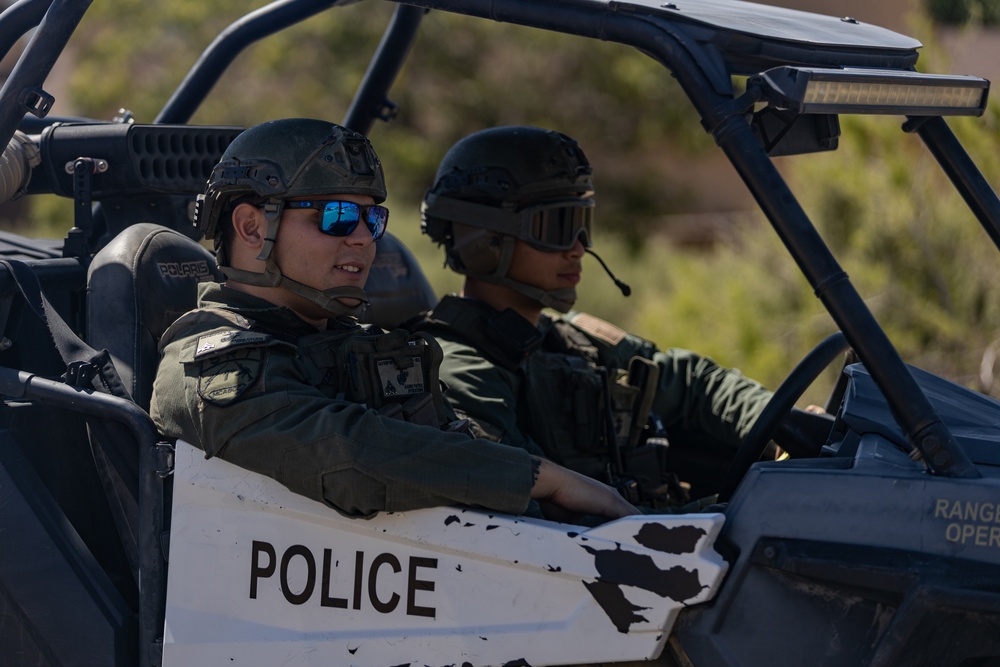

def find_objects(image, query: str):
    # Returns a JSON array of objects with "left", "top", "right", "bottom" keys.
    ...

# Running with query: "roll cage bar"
[{"left": 1, "top": 0, "right": 998, "bottom": 479}]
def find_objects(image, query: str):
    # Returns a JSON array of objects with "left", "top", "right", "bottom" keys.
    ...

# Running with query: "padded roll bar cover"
[
  {"left": 86, "top": 223, "right": 223, "bottom": 411},
  {"left": 361, "top": 231, "right": 437, "bottom": 330}
]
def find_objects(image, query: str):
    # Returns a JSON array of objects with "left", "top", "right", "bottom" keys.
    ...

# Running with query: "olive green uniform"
[
  {"left": 150, "top": 283, "right": 534, "bottom": 518},
  {"left": 413, "top": 296, "right": 773, "bottom": 503}
]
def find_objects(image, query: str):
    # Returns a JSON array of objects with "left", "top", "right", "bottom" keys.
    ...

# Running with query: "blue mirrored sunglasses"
[{"left": 284, "top": 200, "right": 389, "bottom": 240}]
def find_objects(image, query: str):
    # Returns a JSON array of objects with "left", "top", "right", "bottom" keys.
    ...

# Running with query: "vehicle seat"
[
  {"left": 86, "top": 225, "right": 437, "bottom": 411},
  {"left": 86, "top": 223, "right": 223, "bottom": 412}
]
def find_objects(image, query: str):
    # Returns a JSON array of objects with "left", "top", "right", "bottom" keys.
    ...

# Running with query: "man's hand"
[{"left": 530, "top": 457, "right": 640, "bottom": 520}]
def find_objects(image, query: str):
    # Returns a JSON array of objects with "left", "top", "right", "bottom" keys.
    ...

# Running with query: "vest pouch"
[
  {"left": 616, "top": 356, "right": 662, "bottom": 450},
  {"left": 570, "top": 368, "right": 607, "bottom": 454},
  {"left": 524, "top": 352, "right": 605, "bottom": 462},
  {"left": 400, "top": 392, "right": 437, "bottom": 426},
  {"left": 338, "top": 329, "right": 452, "bottom": 428},
  {"left": 609, "top": 369, "right": 641, "bottom": 451},
  {"left": 296, "top": 326, "right": 367, "bottom": 396}
]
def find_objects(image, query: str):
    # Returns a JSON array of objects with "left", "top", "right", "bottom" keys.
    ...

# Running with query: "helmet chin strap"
[
  {"left": 221, "top": 263, "right": 370, "bottom": 319},
  {"left": 508, "top": 281, "right": 577, "bottom": 314},
  {"left": 465, "top": 235, "right": 578, "bottom": 314}
]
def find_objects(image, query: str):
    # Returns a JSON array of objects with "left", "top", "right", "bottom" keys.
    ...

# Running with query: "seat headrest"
[
  {"left": 87, "top": 223, "right": 223, "bottom": 411},
  {"left": 361, "top": 231, "right": 437, "bottom": 330}
]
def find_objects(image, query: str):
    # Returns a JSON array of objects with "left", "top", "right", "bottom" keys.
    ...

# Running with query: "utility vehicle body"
[{"left": 0, "top": 0, "right": 999, "bottom": 666}]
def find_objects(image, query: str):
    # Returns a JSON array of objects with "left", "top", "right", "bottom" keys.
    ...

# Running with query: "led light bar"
[{"left": 751, "top": 67, "right": 990, "bottom": 116}]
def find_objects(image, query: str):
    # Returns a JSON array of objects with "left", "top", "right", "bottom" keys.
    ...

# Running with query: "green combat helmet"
[{"left": 196, "top": 118, "right": 387, "bottom": 318}]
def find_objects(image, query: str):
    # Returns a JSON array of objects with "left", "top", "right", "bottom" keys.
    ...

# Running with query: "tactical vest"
[
  {"left": 415, "top": 297, "right": 669, "bottom": 499},
  {"left": 175, "top": 307, "right": 460, "bottom": 431},
  {"left": 299, "top": 326, "right": 457, "bottom": 429}
]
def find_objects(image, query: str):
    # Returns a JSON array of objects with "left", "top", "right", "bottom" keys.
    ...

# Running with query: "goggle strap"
[{"left": 424, "top": 193, "right": 520, "bottom": 236}]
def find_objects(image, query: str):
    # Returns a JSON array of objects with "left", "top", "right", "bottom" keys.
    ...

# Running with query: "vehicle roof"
[
  {"left": 618, "top": 0, "right": 922, "bottom": 51},
  {"left": 413, "top": 0, "right": 925, "bottom": 81}
]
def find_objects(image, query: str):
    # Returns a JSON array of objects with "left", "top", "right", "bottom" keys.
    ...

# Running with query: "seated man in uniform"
[
  {"left": 413, "top": 125, "right": 780, "bottom": 509},
  {"left": 150, "top": 118, "right": 637, "bottom": 522}
]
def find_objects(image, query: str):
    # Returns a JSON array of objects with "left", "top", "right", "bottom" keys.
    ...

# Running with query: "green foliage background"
[{"left": 36, "top": 1, "right": 1000, "bottom": 403}]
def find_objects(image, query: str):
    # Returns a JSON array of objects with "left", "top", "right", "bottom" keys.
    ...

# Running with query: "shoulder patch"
[
  {"left": 197, "top": 348, "right": 265, "bottom": 406},
  {"left": 195, "top": 330, "right": 273, "bottom": 360},
  {"left": 571, "top": 312, "right": 628, "bottom": 345}
]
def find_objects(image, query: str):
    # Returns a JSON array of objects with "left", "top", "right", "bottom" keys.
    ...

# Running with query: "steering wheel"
[{"left": 717, "top": 331, "right": 849, "bottom": 502}]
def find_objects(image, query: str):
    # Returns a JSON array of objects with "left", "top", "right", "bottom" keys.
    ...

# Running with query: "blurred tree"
[{"left": 925, "top": 0, "right": 1000, "bottom": 24}]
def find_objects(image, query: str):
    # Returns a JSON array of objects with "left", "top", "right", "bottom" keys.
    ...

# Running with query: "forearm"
[{"left": 531, "top": 456, "right": 639, "bottom": 520}]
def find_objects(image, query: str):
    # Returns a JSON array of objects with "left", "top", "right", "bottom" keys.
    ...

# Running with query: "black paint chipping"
[
  {"left": 634, "top": 522, "right": 706, "bottom": 554},
  {"left": 583, "top": 580, "right": 650, "bottom": 633},
  {"left": 581, "top": 544, "right": 706, "bottom": 602}
]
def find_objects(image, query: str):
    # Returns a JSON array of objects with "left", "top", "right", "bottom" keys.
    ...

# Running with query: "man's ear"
[{"left": 231, "top": 203, "right": 265, "bottom": 250}]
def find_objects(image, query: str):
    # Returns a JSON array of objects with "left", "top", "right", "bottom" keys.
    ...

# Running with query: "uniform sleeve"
[
  {"left": 434, "top": 337, "right": 547, "bottom": 458},
  {"left": 650, "top": 347, "right": 773, "bottom": 449},
  {"left": 151, "top": 327, "right": 534, "bottom": 518}
]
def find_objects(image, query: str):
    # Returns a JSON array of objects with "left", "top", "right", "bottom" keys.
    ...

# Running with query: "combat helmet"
[
  {"left": 421, "top": 126, "right": 595, "bottom": 313},
  {"left": 196, "top": 118, "right": 387, "bottom": 318}
]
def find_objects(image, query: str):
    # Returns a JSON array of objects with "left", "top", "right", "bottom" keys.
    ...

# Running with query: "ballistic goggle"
[{"left": 424, "top": 193, "right": 593, "bottom": 251}]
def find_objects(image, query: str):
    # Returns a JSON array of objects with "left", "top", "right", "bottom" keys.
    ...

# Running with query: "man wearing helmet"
[
  {"left": 414, "top": 126, "right": 779, "bottom": 508},
  {"left": 150, "top": 118, "right": 637, "bottom": 521}
]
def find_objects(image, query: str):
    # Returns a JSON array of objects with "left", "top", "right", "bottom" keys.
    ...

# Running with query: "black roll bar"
[
  {"left": 713, "top": 112, "right": 978, "bottom": 477},
  {"left": 0, "top": 0, "right": 54, "bottom": 65},
  {"left": 0, "top": 0, "right": 91, "bottom": 158},
  {"left": 906, "top": 115, "right": 1000, "bottom": 254},
  {"left": 155, "top": 0, "right": 341, "bottom": 125},
  {"left": 342, "top": 4, "right": 426, "bottom": 135},
  {"left": 0, "top": 366, "right": 169, "bottom": 667}
]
